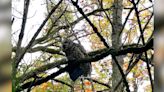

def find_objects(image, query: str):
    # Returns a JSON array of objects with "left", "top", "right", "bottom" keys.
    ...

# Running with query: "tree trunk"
[{"left": 112, "top": 0, "right": 124, "bottom": 92}]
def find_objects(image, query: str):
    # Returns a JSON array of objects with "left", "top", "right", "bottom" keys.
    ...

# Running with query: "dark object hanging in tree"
[{"left": 62, "top": 39, "right": 91, "bottom": 81}]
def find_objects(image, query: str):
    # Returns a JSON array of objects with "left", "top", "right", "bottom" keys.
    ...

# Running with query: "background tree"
[{"left": 12, "top": 0, "right": 154, "bottom": 91}]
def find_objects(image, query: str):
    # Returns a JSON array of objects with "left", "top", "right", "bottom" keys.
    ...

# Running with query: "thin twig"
[
  {"left": 130, "top": 0, "right": 154, "bottom": 91},
  {"left": 71, "top": 0, "right": 110, "bottom": 48},
  {"left": 15, "top": 0, "right": 63, "bottom": 68}
]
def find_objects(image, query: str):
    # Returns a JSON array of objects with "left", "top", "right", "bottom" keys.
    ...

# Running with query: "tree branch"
[
  {"left": 18, "top": 58, "right": 67, "bottom": 83},
  {"left": 16, "top": 0, "right": 30, "bottom": 53},
  {"left": 130, "top": 0, "right": 154, "bottom": 90},
  {"left": 15, "top": 0, "right": 63, "bottom": 68},
  {"left": 114, "top": 54, "right": 142, "bottom": 91},
  {"left": 85, "top": 78, "right": 111, "bottom": 89},
  {"left": 71, "top": 0, "right": 109, "bottom": 48},
  {"left": 52, "top": 79, "right": 73, "bottom": 88},
  {"left": 17, "top": 38, "right": 153, "bottom": 91},
  {"left": 112, "top": 56, "right": 130, "bottom": 92},
  {"left": 33, "top": 7, "right": 113, "bottom": 46},
  {"left": 12, "top": 46, "right": 63, "bottom": 55}
]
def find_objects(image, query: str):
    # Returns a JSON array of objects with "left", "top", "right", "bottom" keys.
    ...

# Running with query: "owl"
[{"left": 62, "top": 39, "right": 92, "bottom": 81}]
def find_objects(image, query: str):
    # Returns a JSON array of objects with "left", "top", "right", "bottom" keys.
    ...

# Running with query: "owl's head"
[{"left": 62, "top": 39, "right": 74, "bottom": 51}]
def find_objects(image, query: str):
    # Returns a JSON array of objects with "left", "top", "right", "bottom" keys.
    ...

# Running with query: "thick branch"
[
  {"left": 12, "top": 46, "right": 63, "bottom": 55},
  {"left": 18, "top": 38, "right": 153, "bottom": 90},
  {"left": 18, "top": 58, "right": 67, "bottom": 83},
  {"left": 16, "top": 0, "right": 30, "bottom": 53}
]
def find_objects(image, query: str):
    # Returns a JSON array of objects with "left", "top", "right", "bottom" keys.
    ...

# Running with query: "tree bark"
[{"left": 112, "top": 0, "right": 124, "bottom": 91}]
